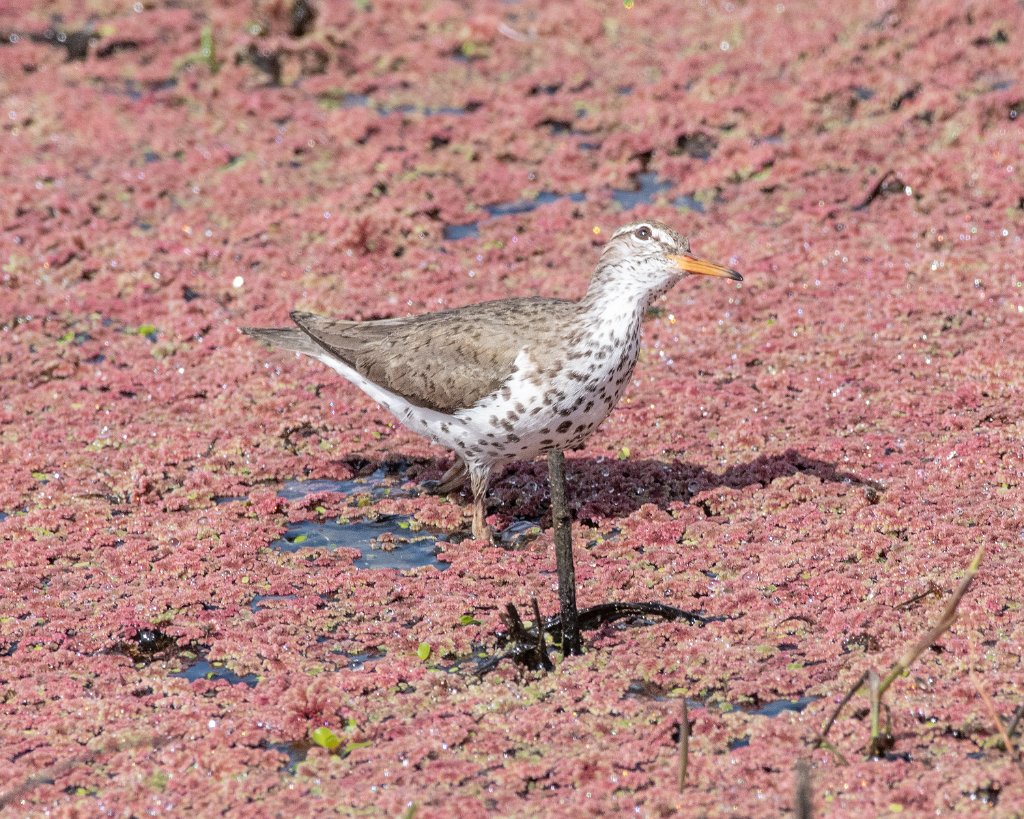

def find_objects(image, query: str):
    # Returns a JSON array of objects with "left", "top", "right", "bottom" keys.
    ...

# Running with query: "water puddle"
[
  {"left": 673, "top": 194, "right": 705, "bottom": 213},
  {"left": 264, "top": 740, "right": 309, "bottom": 773},
  {"left": 171, "top": 658, "right": 259, "bottom": 688},
  {"left": 443, "top": 222, "right": 480, "bottom": 241},
  {"left": 114, "top": 630, "right": 259, "bottom": 687},
  {"left": 250, "top": 594, "right": 297, "bottom": 612},
  {"left": 743, "top": 695, "right": 819, "bottom": 717},
  {"left": 319, "top": 92, "right": 474, "bottom": 117},
  {"left": 315, "top": 638, "right": 387, "bottom": 670},
  {"left": 278, "top": 467, "right": 410, "bottom": 501},
  {"left": 270, "top": 466, "right": 451, "bottom": 570},
  {"left": 272, "top": 515, "right": 449, "bottom": 571},
  {"left": 438, "top": 646, "right": 494, "bottom": 674},
  {"left": 442, "top": 176, "right": 709, "bottom": 243},
  {"left": 497, "top": 519, "right": 542, "bottom": 549},
  {"left": 484, "top": 190, "right": 586, "bottom": 217},
  {"left": 611, "top": 171, "right": 672, "bottom": 210},
  {"left": 340, "top": 649, "right": 386, "bottom": 670}
]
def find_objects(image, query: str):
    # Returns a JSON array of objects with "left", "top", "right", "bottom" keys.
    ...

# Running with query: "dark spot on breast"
[{"left": 557, "top": 420, "right": 572, "bottom": 433}]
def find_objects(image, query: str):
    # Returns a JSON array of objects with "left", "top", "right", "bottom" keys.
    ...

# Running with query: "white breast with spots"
[
  {"left": 314, "top": 297, "right": 645, "bottom": 471},
  {"left": 449, "top": 299, "right": 646, "bottom": 466}
]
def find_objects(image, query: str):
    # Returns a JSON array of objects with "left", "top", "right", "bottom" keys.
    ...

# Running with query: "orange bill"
[{"left": 669, "top": 254, "right": 743, "bottom": 281}]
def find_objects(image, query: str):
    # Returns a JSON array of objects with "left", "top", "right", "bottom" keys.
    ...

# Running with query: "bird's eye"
[{"left": 634, "top": 226, "right": 652, "bottom": 240}]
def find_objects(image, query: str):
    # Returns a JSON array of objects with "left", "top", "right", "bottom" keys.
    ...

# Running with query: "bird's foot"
[
  {"left": 421, "top": 459, "right": 468, "bottom": 496},
  {"left": 471, "top": 522, "right": 495, "bottom": 544}
]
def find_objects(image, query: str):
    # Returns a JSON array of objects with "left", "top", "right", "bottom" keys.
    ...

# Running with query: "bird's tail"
[{"left": 240, "top": 326, "right": 321, "bottom": 356}]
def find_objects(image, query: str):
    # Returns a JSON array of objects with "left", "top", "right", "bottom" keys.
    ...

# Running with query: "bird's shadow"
[{"left": 404, "top": 449, "right": 880, "bottom": 528}]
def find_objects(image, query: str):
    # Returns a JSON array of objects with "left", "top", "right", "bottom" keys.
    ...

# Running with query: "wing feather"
[{"left": 287, "top": 299, "right": 576, "bottom": 413}]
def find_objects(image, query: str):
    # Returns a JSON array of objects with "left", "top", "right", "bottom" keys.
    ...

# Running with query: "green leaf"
[
  {"left": 343, "top": 739, "right": 372, "bottom": 755},
  {"left": 310, "top": 726, "right": 341, "bottom": 751},
  {"left": 617, "top": 446, "right": 631, "bottom": 460},
  {"left": 292, "top": 533, "right": 308, "bottom": 544},
  {"left": 458, "top": 614, "right": 479, "bottom": 626},
  {"left": 416, "top": 642, "right": 431, "bottom": 661}
]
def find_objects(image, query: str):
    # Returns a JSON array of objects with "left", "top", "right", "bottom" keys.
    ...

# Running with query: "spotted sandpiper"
[{"left": 243, "top": 220, "right": 741, "bottom": 541}]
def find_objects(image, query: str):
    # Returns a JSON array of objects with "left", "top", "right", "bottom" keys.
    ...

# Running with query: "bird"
[{"left": 243, "top": 220, "right": 741, "bottom": 541}]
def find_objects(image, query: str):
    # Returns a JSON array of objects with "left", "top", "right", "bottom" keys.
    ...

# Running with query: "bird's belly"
[{"left": 451, "top": 353, "right": 634, "bottom": 464}]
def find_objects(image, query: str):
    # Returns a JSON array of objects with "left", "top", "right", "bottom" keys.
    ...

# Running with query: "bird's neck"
[
  {"left": 580, "top": 271, "right": 652, "bottom": 333},
  {"left": 577, "top": 281, "right": 648, "bottom": 355}
]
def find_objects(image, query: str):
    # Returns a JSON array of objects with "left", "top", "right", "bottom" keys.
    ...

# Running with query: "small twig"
[
  {"left": 816, "top": 669, "right": 869, "bottom": 744},
  {"left": 1006, "top": 703, "right": 1024, "bottom": 742},
  {"left": 866, "top": 669, "right": 897, "bottom": 756},
  {"left": 816, "top": 738, "right": 848, "bottom": 766},
  {"left": 531, "top": 597, "right": 552, "bottom": 672},
  {"left": 852, "top": 169, "right": 906, "bottom": 211},
  {"left": 970, "top": 673, "right": 1017, "bottom": 760},
  {"left": 794, "top": 758, "right": 813, "bottom": 819},
  {"left": 868, "top": 669, "right": 883, "bottom": 747},
  {"left": 895, "top": 581, "right": 941, "bottom": 611},
  {"left": 677, "top": 698, "right": 689, "bottom": 792},
  {"left": 562, "top": 601, "right": 706, "bottom": 631},
  {"left": 504, "top": 602, "right": 526, "bottom": 635},
  {"left": 816, "top": 546, "right": 984, "bottom": 754},
  {"left": 877, "top": 546, "right": 984, "bottom": 694}
]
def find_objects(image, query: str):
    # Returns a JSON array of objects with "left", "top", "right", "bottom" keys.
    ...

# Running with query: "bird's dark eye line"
[{"left": 634, "top": 226, "right": 652, "bottom": 240}]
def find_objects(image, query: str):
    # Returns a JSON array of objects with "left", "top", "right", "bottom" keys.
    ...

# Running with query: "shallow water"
[
  {"left": 272, "top": 515, "right": 449, "bottom": 571},
  {"left": 611, "top": 171, "right": 672, "bottom": 210},
  {"left": 171, "top": 658, "right": 259, "bottom": 688},
  {"left": 278, "top": 466, "right": 408, "bottom": 501}
]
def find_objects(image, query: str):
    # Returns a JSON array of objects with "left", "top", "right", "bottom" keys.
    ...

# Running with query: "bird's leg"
[
  {"left": 422, "top": 456, "right": 468, "bottom": 495},
  {"left": 468, "top": 464, "right": 492, "bottom": 542},
  {"left": 437, "top": 456, "right": 468, "bottom": 492},
  {"left": 547, "top": 449, "right": 582, "bottom": 656}
]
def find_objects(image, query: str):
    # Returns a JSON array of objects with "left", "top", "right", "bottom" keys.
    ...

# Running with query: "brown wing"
[
  {"left": 289, "top": 298, "right": 578, "bottom": 413},
  {"left": 241, "top": 326, "right": 321, "bottom": 355}
]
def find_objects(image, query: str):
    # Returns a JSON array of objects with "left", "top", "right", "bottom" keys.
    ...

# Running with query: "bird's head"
[{"left": 591, "top": 220, "right": 741, "bottom": 305}]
